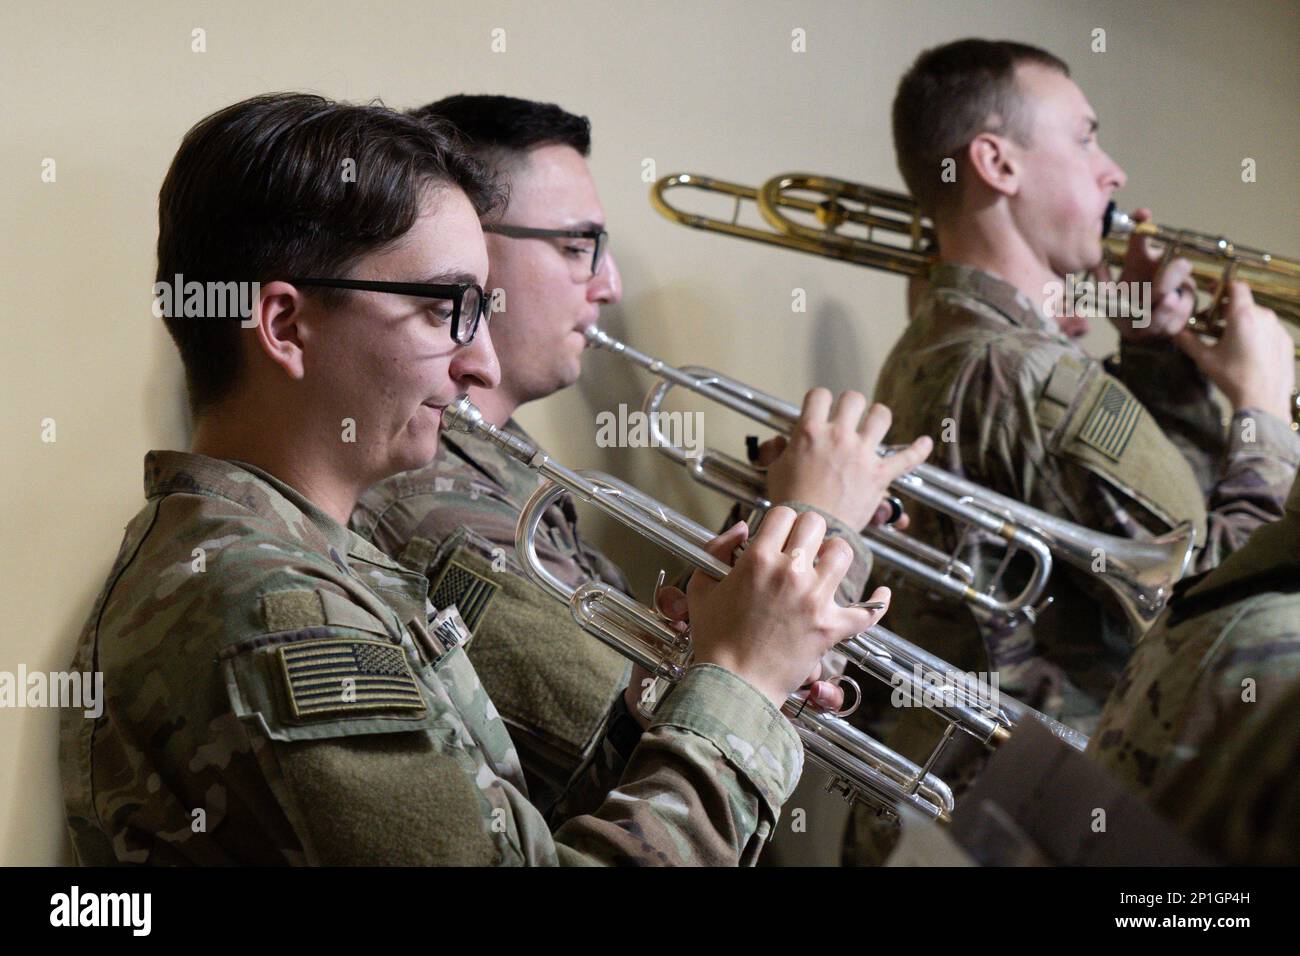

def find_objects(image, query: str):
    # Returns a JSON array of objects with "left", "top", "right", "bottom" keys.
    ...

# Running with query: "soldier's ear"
[
  {"left": 251, "top": 281, "right": 307, "bottom": 381},
  {"left": 966, "top": 133, "right": 1019, "bottom": 199}
]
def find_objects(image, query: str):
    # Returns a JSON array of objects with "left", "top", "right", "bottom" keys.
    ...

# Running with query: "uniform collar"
[
  {"left": 927, "top": 261, "right": 1060, "bottom": 334},
  {"left": 439, "top": 418, "right": 540, "bottom": 503},
  {"left": 143, "top": 450, "right": 405, "bottom": 572}
]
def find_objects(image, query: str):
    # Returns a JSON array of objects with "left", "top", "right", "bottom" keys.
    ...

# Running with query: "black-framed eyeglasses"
[
  {"left": 481, "top": 224, "right": 609, "bottom": 278},
  {"left": 290, "top": 278, "right": 488, "bottom": 345}
]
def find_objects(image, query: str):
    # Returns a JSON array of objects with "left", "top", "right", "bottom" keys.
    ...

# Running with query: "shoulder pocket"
[
  {"left": 222, "top": 627, "right": 444, "bottom": 743},
  {"left": 1038, "top": 359, "right": 1208, "bottom": 539}
]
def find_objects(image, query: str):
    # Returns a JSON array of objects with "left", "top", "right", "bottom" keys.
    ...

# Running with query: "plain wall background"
[{"left": 2, "top": 0, "right": 1296, "bottom": 866}]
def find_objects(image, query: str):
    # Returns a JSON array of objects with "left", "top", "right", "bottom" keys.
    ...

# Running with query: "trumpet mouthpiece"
[
  {"left": 441, "top": 395, "right": 483, "bottom": 435},
  {"left": 441, "top": 395, "right": 540, "bottom": 463},
  {"left": 1103, "top": 201, "right": 1135, "bottom": 239}
]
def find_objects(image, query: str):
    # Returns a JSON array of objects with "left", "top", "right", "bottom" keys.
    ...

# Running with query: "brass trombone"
[
  {"left": 442, "top": 396, "right": 1087, "bottom": 822},
  {"left": 1102, "top": 203, "right": 1300, "bottom": 357},
  {"left": 651, "top": 172, "right": 933, "bottom": 274},
  {"left": 654, "top": 169, "right": 1300, "bottom": 340},
  {"left": 584, "top": 326, "right": 1197, "bottom": 635},
  {"left": 656, "top": 168, "right": 1300, "bottom": 431}
]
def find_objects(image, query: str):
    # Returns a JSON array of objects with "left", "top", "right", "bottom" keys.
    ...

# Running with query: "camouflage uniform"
[
  {"left": 350, "top": 420, "right": 875, "bottom": 820},
  {"left": 1089, "top": 472, "right": 1300, "bottom": 806},
  {"left": 1160, "top": 673, "right": 1300, "bottom": 865},
  {"left": 871, "top": 262, "right": 1298, "bottom": 728},
  {"left": 844, "top": 262, "right": 1298, "bottom": 864},
  {"left": 59, "top": 451, "right": 803, "bottom": 866},
  {"left": 350, "top": 423, "right": 633, "bottom": 818}
]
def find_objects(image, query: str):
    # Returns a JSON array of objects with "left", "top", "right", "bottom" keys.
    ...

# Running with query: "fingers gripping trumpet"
[
  {"left": 583, "top": 326, "right": 1195, "bottom": 635},
  {"left": 442, "top": 397, "right": 1086, "bottom": 822}
]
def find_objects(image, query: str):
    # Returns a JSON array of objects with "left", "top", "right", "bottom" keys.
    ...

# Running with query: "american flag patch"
[
  {"left": 1078, "top": 382, "right": 1142, "bottom": 461},
  {"left": 429, "top": 559, "right": 498, "bottom": 630},
  {"left": 277, "top": 639, "right": 426, "bottom": 720}
]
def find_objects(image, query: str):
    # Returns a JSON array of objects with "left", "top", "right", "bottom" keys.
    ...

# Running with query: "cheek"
[
  {"left": 366, "top": 336, "right": 431, "bottom": 413},
  {"left": 1038, "top": 165, "right": 1092, "bottom": 227},
  {"left": 305, "top": 335, "right": 368, "bottom": 411}
]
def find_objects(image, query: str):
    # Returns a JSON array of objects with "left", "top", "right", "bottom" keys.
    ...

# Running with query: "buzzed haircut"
[{"left": 892, "top": 39, "right": 1070, "bottom": 219}]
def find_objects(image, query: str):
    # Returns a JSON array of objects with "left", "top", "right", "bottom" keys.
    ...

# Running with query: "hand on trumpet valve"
[
  {"left": 749, "top": 433, "right": 913, "bottom": 530},
  {"left": 1175, "top": 280, "right": 1297, "bottom": 423},
  {"left": 685, "top": 509, "right": 890, "bottom": 710},
  {"left": 763, "top": 391, "right": 932, "bottom": 532},
  {"left": 1112, "top": 207, "right": 1198, "bottom": 342}
]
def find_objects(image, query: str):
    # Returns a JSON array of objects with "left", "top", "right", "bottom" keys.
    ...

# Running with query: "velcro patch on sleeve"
[
  {"left": 262, "top": 590, "right": 326, "bottom": 632},
  {"left": 398, "top": 536, "right": 440, "bottom": 573},
  {"left": 277, "top": 638, "right": 427, "bottom": 720},
  {"left": 429, "top": 559, "right": 499, "bottom": 631},
  {"left": 1077, "top": 381, "right": 1142, "bottom": 461}
]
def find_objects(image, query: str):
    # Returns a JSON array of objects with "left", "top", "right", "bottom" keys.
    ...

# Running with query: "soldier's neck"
[
  {"left": 935, "top": 220, "right": 1059, "bottom": 321},
  {"left": 191, "top": 407, "right": 365, "bottom": 527}
]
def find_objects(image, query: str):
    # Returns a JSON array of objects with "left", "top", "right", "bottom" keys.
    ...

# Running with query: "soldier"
[
  {"left": 350, "top": 95, "right": 931, "bottom": 819},
  {"left": 845, "top": 38, "right": 1298, "bottom": 863},
  {"left": 1090, "top": 470, "right": 1300, "bottom": 813},
  {"left": 59, "top": 92, "right": 894, "bottom": 865}
]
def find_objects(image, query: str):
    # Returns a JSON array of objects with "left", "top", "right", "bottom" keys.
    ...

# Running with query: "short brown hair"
[
  {"left": 892, "top": 39, "right": 1069, "bottom": 219},
  {"left": 157, "top": 93, "right": 501, "bottom": 411},
  {"left": 410, "top": 94, "right": 591, "bottom": 168}
]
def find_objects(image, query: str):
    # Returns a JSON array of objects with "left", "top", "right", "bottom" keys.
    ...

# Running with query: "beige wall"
[{"left": 2, "top": 0, "right": 1296, "bottom": 865}]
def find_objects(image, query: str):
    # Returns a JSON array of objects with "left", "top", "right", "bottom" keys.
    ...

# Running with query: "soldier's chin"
[
  {"left": 1084, "top": 242, "right": 1107, "bottom": 274},
  {"left": 394, "top": 421, "right": 443, "bottom": 474},
  {"left": 559, "top": 355, "right": 583, "bottom": 389}
]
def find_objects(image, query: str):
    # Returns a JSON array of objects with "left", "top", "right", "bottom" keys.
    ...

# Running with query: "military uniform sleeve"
[
  {"left": 1158, "top": 678, "right": 1300, "bottom": 865},
  {"left": 547, "top": 692, "right": 641, "bottom": 823},
  {"left": 225, "top": 625, "right": 801, "bottom": 866},
  {"left": 970, "top": 346, "right": 1298, "bottom": 579},
  {"left": 551, "top": 665, "right": 802, "bottom": 866},
  {"left": 1090, "top": 545, "right": 1300, "bottom": 799},
  {"left": 1200, "top": 407, "right": 1300, "bottom": 567},
  {"left": 1105, "top": 341, "right": 1225, "bottom": 492},
  {"left": 1089, "top": 599, "right": 1283, "bottom": 793}
]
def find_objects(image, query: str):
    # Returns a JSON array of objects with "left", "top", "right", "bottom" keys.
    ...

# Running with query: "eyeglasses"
[
  {"left": 481, "top": 224, "right": 609, "bottom": 278},
  {"left": 290, "top": 278, "right": 488, "bottom": 345}
]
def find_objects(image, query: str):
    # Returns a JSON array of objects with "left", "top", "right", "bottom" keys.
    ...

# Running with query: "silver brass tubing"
[
  {"left": 443, "top": 397, "right": 1085, "bottom": 821},
  {"left": 587, "top": 325, "right": 1195, "bottom": 634}
]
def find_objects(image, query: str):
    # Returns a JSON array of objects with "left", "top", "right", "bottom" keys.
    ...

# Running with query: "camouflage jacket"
[
  {"left": 351, "top": 422, "right": 876, "bottom": 819},
  {"left": 59, "top": 451, "right": 803, "bottom": 866},
  {"left": 1159, "top": 670, "right": 1300, "bottom": 865},
  {"left": 871, "top": 261, "right": 1300, "bottom": 729},
  {"left": 1089, "top": 472, "right": 1300, "bottom": 805},
  {"left": 350, "top": 423, "right": 633, "bottom": 818}
]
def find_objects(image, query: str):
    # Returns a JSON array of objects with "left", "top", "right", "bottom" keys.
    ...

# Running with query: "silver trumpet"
[
  {"left": 584, "top": 326, "right": 1197, "bottom": 635},
  {"left": 443, "top": 397, "right": 1087, "bottom": 823}
]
